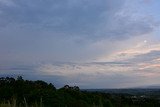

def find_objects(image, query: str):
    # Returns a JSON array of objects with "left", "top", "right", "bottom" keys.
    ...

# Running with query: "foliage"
[{"left": 0, "top": 77, "right": 160, "bottom": 107}]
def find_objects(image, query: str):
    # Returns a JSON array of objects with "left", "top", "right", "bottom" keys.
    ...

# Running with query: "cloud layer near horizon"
[{"left": 0, "top": 0, "right": 160, "bottom": 88}]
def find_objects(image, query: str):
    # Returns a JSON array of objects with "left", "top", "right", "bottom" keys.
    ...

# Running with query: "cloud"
[
  {"left": 0, "top": 9, "right": 157, "bottom": 63},
  {"left": 1, "top": 52, "right": 160, "bottom": 88},
  {"left": 0, "top": 0, "right": 160, "bottom": 88},
  {"left": 131, "top": 50, "right": 160, "bottom": 62},
  {"left": 0, "top": 0, "right": 156, "bottom": 40},
  {"left": 29, "top": 59, "right": 160, "bottom": 88},
  {"left": 0, "top": 0, "right": 15, "bottom": 6},
  {"left": 32, "top": 61, "right": 139, "bottom": 88}
]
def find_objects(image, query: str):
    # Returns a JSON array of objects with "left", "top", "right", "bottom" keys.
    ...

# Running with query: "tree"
[{"left": 17, "top": 76, "right": 23, "bottom": 81}]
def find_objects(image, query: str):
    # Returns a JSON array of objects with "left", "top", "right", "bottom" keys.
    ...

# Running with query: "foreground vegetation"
[{"left": 0, "top": 77, "right": 160, "bottom": 107}]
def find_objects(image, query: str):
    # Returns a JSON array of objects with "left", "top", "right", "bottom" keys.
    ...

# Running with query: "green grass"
[{"left": 0, "top": 97, "right": 43, "bottom": 107}]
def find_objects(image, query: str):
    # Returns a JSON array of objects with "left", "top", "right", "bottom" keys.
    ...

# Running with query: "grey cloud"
[
  {"left": 1, "top": 0, "right": 154, "bottom": 41},
  {"left": 90, "top": 61, "right": 132, "bottom": 66},
  {"left": 104, "top": 16, "right": 155, "bottom": 40},
  {"left": 129, "top": 50, "right": 160, "bottom": 63},
  {"left": 0, "top": 63, "right": 68, "bottom": 88},
  {"left": 0, "top": 0, "right": 122, "bottom": 27},
  {"left": 0, "top": 0, "right": 158, "bottom": 63},
  {"left": 0, "top": 59, "right": 158, "bottom": 88},
  {"left": 0, "top": 0, "right": 127, "bottom": 62},
  {"left": 0, "top": 0, "right": 160, "bottom": 88},
  {"left": 0, "top": 63, "right": 37, "bottom": 75},
  {"left": 83, "top": 74, "right": 144, "bottom": 88}
]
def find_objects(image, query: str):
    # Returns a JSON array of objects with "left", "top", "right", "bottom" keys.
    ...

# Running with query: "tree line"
[
  {"left": 0, "top": 76, "right": 160, "bottom": 107},
  {"left": 0, "top": 76, "right": 113, "bottom": 107}
]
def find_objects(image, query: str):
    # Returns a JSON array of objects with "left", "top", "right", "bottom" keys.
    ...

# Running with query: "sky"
[{"left": 0, "top": 0, "right": 160, "bottom": 89}]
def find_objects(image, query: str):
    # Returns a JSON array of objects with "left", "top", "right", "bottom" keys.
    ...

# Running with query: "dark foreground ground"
[{"left": 0, "top": 77, "right": 160, "bottom": 107}]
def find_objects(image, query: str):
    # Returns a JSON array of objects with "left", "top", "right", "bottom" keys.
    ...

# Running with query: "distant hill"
[
  {"left": 134, "top": 85, "right": 160, "bottom": 89},
  {"left": 145, "top": 85, "right": 160, "bottom": 89}
]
